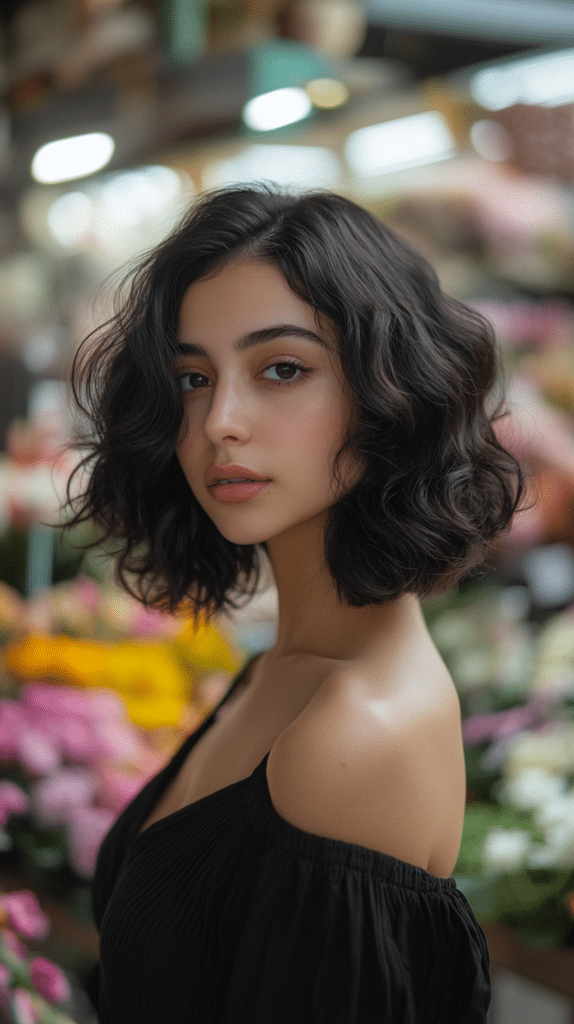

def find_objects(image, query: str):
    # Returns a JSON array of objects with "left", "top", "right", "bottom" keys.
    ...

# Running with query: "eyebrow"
[{"left": 173, "top": 324, "right": 330, "bottom": 359}]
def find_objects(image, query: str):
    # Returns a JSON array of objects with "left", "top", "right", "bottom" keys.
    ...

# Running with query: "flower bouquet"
[
  {"left": 424, "top": 580, "right": 574, "bottom": 947},
  {"left": 0, "top": 887, "right": 79, "bottom": 1023}
]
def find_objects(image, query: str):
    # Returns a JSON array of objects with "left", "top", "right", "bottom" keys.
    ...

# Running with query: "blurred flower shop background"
[{"left": 3, "top": 1, "right": 574, "bottom": 1021}]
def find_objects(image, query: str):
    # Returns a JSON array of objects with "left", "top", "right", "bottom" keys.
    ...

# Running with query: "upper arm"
[{"left": 266, "top": 674, "right": 439, "bottom": 870}]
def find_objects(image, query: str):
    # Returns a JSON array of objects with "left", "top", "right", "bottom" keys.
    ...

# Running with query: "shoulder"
[{"left": 266, "top": 666, "right": 463, "bottom": 873}]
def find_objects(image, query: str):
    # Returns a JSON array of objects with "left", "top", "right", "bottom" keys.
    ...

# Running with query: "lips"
[{"left": 206, "top": 463, "right": 269, "bottom": 487}]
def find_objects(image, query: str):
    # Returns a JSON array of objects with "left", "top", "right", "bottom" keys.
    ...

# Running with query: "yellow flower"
[
  {"left": 174, "top": 611, "right": 242, "bottom": 678},
  {"left": 4, "top": 633, "right": 108, "bottom": 687},
  {"left": 102, "top": 643, "right": 189, "bottom": 700},
  {"left": 3, "top": 619, "right": 242, "bottom": 732},
  {"left": 121, "top": 694, "right": 187, "bottom": 730}
]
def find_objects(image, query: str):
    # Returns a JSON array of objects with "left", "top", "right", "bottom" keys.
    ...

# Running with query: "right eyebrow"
[{"left": 173, "top": 323, "right": 331, "bottom": 359}]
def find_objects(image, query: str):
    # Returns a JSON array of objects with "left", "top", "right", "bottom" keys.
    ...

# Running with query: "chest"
[
  {"left": 138, "top": 668, "right": 323, "bottom": 836},
  {"left": 139, "top": 663, "right": 467, "bottom": 879}
]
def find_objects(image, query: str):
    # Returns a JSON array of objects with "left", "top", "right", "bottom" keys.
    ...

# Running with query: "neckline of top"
[
  {"left": 132, "top": 756, "right": 457, "bottom": 893},
  {"left": 129, "top": 651, "right": 458, "bottom": 891},
  {"left": 131, "top": 651, "right": 263, "bottom": 844}
]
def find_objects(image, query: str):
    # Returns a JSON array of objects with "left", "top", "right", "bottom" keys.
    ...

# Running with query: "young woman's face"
[{"left": 174, "top": 258, "right": 363, "bottom": 547}]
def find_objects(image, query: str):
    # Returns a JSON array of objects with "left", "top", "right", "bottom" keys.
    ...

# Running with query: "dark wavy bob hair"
[{"left": 61, "top": 182, "right": 527, "bottom": 623}]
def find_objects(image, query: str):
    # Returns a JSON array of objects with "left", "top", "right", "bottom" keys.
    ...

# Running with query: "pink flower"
[
  {"left": 0, "top": 701, "right": 25, "bottom": 760},
  {"left": 10, "top": 988, "right": 37, "bottom": 1024},
  {"left": 66, "top": 805, "right": 116, "bottom": 879},
  {"left": 1, "top": 926, "right": 28, "bottom": 959},
  {"left": 73, "top": 575, "right": 101, "bottom": 612},
  {"left": 462, "top": 713, "right": 500, "bottom": 746},
  {"left": 29, "top": 956, "right": 71, "bottom": 1004},
  {"left": 30, "top": 768, "right": 96, "bottom": 829},
  {"left": 87, "top": 689, "right": 129, "bottom": 722},
  {"left": 16, "top": 728, "right": 60, "bottom": 776},
  {"left": 493, "top": 705, "right": 538, "bottom": 738},
  {"left": 90, "top": 718, "right": 141, "bottom": 761},
  {"left": 96, "top": 768, "right": 145, "bottom": 814},
  {"left": 2, "top": 892, "right": 50, "bottom": 939},
  {"left": 132, "top": 606, "right": 181, "bottom": 638},
  {"left": 22, "top": 684, "right": 91, "bottom": 722},
  {"left": 463, "top": 703, "right": 542, "bottom": 746},
  {"left": 0, "top": 720, "right": 17, "bottom": 761},
  {"left": 58, "top": 718, "right": 95, "bottom": 763},
  {"left": 0, "top": 963, "right": 11, "bottom": 988},
  {"left": 0, "top": 782, "right": 30, "bottom": 825}
]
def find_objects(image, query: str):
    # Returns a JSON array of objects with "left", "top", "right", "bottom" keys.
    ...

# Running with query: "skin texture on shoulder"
[{"left": 265, "top": 667, "right": 466, "bottom": 876}]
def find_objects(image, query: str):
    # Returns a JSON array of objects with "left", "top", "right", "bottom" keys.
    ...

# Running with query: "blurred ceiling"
[
  {"left": 363, "top": 0, "right": 574, "bottom": 43},
  {"left": 0, "top": 0, "right": 570, "bottom": 204}
]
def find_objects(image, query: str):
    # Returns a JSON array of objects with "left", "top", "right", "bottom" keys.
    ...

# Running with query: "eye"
[
  {"left": 261, "top": 360, "right": 311, "bottom": 386},
  {"left": 178, "top": 371, "right": 209, "bottom": 392},
  {"left": 178, "top": 360, "right": 311, "bottom": 392}
]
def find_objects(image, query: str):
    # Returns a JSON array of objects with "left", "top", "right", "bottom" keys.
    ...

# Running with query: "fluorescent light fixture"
[
  {"left": 242, "top": 88, "right": 313, "bottom": 131},
  {"left": 203, "top": 145, "right": 343, "bottom": 191},
  {"left": 47, "top": 191, "right": 94, "bottom": 247},
  {"left": 45, "top": 165, "right": 187, "bottom": 255},
  {"left": 363, "top": 0, "right": 574, "bottom": 44},
  {"left": 471, "top": 48, "right": 574, "bottom": 110},
  {"left": 31, "top": 132, "right": 115, "bottom": 184},
  {"left": 344, "top": 111, "right": 456, "bottom": 177}
]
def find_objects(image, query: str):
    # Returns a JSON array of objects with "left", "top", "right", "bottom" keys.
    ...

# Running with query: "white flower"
[
  {"left": 535, "top": 791, "right": 574, "bottom": 831},
  {"left": 482, "top": 828, "right": 531, "bottom": 873},
  {"left": 494, "top": 767, "right": 568, "bottom": 810},
  {"left": 451, "top": 650, "right": 495, "bottom": 691},
  {"left": 526, "top": 844, "right": 560, "bottom": 869},
  {"left": 504, "top": 722, "right": 574, "bottom": 777},
  {"left": 541, "top": 820, "right": 574, "bottom": 868}
]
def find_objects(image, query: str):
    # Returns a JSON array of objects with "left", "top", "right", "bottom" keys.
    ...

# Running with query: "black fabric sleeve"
[{"left": 222, "top": 849, "right": 491, "bottom": 1024}]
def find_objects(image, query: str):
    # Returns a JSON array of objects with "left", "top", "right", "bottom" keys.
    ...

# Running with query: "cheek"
[{"left": 279, "top": 404, "right": 346, "bottom": 482}]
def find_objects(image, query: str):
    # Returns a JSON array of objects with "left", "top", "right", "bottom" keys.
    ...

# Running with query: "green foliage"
[
  {"left": 464, "top": 743, "right": 503, "bottom": 801},
  {"left": 456, "top": 802, "right": 547, "bottom": 877},
  {"left": 454, "top": 801, "right": 574, "bottom": 945}
]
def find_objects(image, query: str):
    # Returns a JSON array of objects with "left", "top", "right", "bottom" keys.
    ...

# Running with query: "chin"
[{"left": 213, "top": 524, "right": 273, "bottom": 546}]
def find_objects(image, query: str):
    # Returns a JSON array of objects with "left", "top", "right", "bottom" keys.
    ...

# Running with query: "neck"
[{"left": 262, "top": 510, "right": 425, "bottom": 664}]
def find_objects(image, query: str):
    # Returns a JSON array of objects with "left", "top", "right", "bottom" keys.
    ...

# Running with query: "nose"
[{"left": 201, "top": 377, "right": 252, "bottom": 445}]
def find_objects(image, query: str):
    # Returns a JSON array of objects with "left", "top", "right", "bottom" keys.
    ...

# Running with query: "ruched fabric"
[{"left": 86, "top": 654, "right": 491, "bottom": 1023}]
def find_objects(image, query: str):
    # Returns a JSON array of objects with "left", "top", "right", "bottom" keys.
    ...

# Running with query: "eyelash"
[{"left": 178, "top": 360, "right": 312, "bottom": 392}]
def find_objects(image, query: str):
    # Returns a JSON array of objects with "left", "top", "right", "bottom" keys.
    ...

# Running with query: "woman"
[{"left": 63, "top": 183, "right": 525, "bottom": 1023}]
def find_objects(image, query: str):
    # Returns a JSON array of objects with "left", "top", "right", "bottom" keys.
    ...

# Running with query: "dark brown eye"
[
  {"left": 262, "top": 361, "right": 311, "bottom": 386},
  {"left": 179, "top": 372, "right": 209, "bottom": 392}
]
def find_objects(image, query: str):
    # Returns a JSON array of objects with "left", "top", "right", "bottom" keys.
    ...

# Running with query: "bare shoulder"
[{"left": 266, "top": 662, "right": 466, "bottom": 877}]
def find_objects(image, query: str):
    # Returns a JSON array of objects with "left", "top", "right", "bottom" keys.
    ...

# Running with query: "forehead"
[{"left": 177, "top": 259, "right": 335, "bottom": 344}]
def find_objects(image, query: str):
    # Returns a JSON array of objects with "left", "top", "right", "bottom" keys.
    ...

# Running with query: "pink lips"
[
  {"left": 205, "top": 463, "right": 269, "bottom": 488},
  {"left": 210, "top": 480, "right": 270, "bottom": 503}
]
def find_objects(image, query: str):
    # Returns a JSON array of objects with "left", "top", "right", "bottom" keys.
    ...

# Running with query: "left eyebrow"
[{"left": 173, "top": 324, "right": 331, "bottom": 358}]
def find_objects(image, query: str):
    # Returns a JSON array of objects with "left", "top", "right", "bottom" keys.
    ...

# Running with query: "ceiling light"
[
  {"left": 363, "top": 0, "right": 574, "bottom": 43},
  {"left": 470, "top": 48, "right": 574, "bottom": 110},
  {"left": 44, "top": 165, "right": 187, "bottom": 257},
  {"left": 203, "top": 145, "right": 343, "bottom": 190},
  {"left": 344, "top": 111, "right": 456, "bottom": 176},
  {"left": 31, "top": 132, "right": 115, "bottom": 184},
  {"left": 242, "top": 88, "right": 313, "bottom": 131},
  {"left": 47, "top": 191, "right": 93, "bottom": 247}
]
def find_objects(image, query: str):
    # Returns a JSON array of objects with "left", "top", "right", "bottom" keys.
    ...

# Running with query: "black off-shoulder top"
[{"left": 85, "top": 652, "right": 491, "bottom": 1023}]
